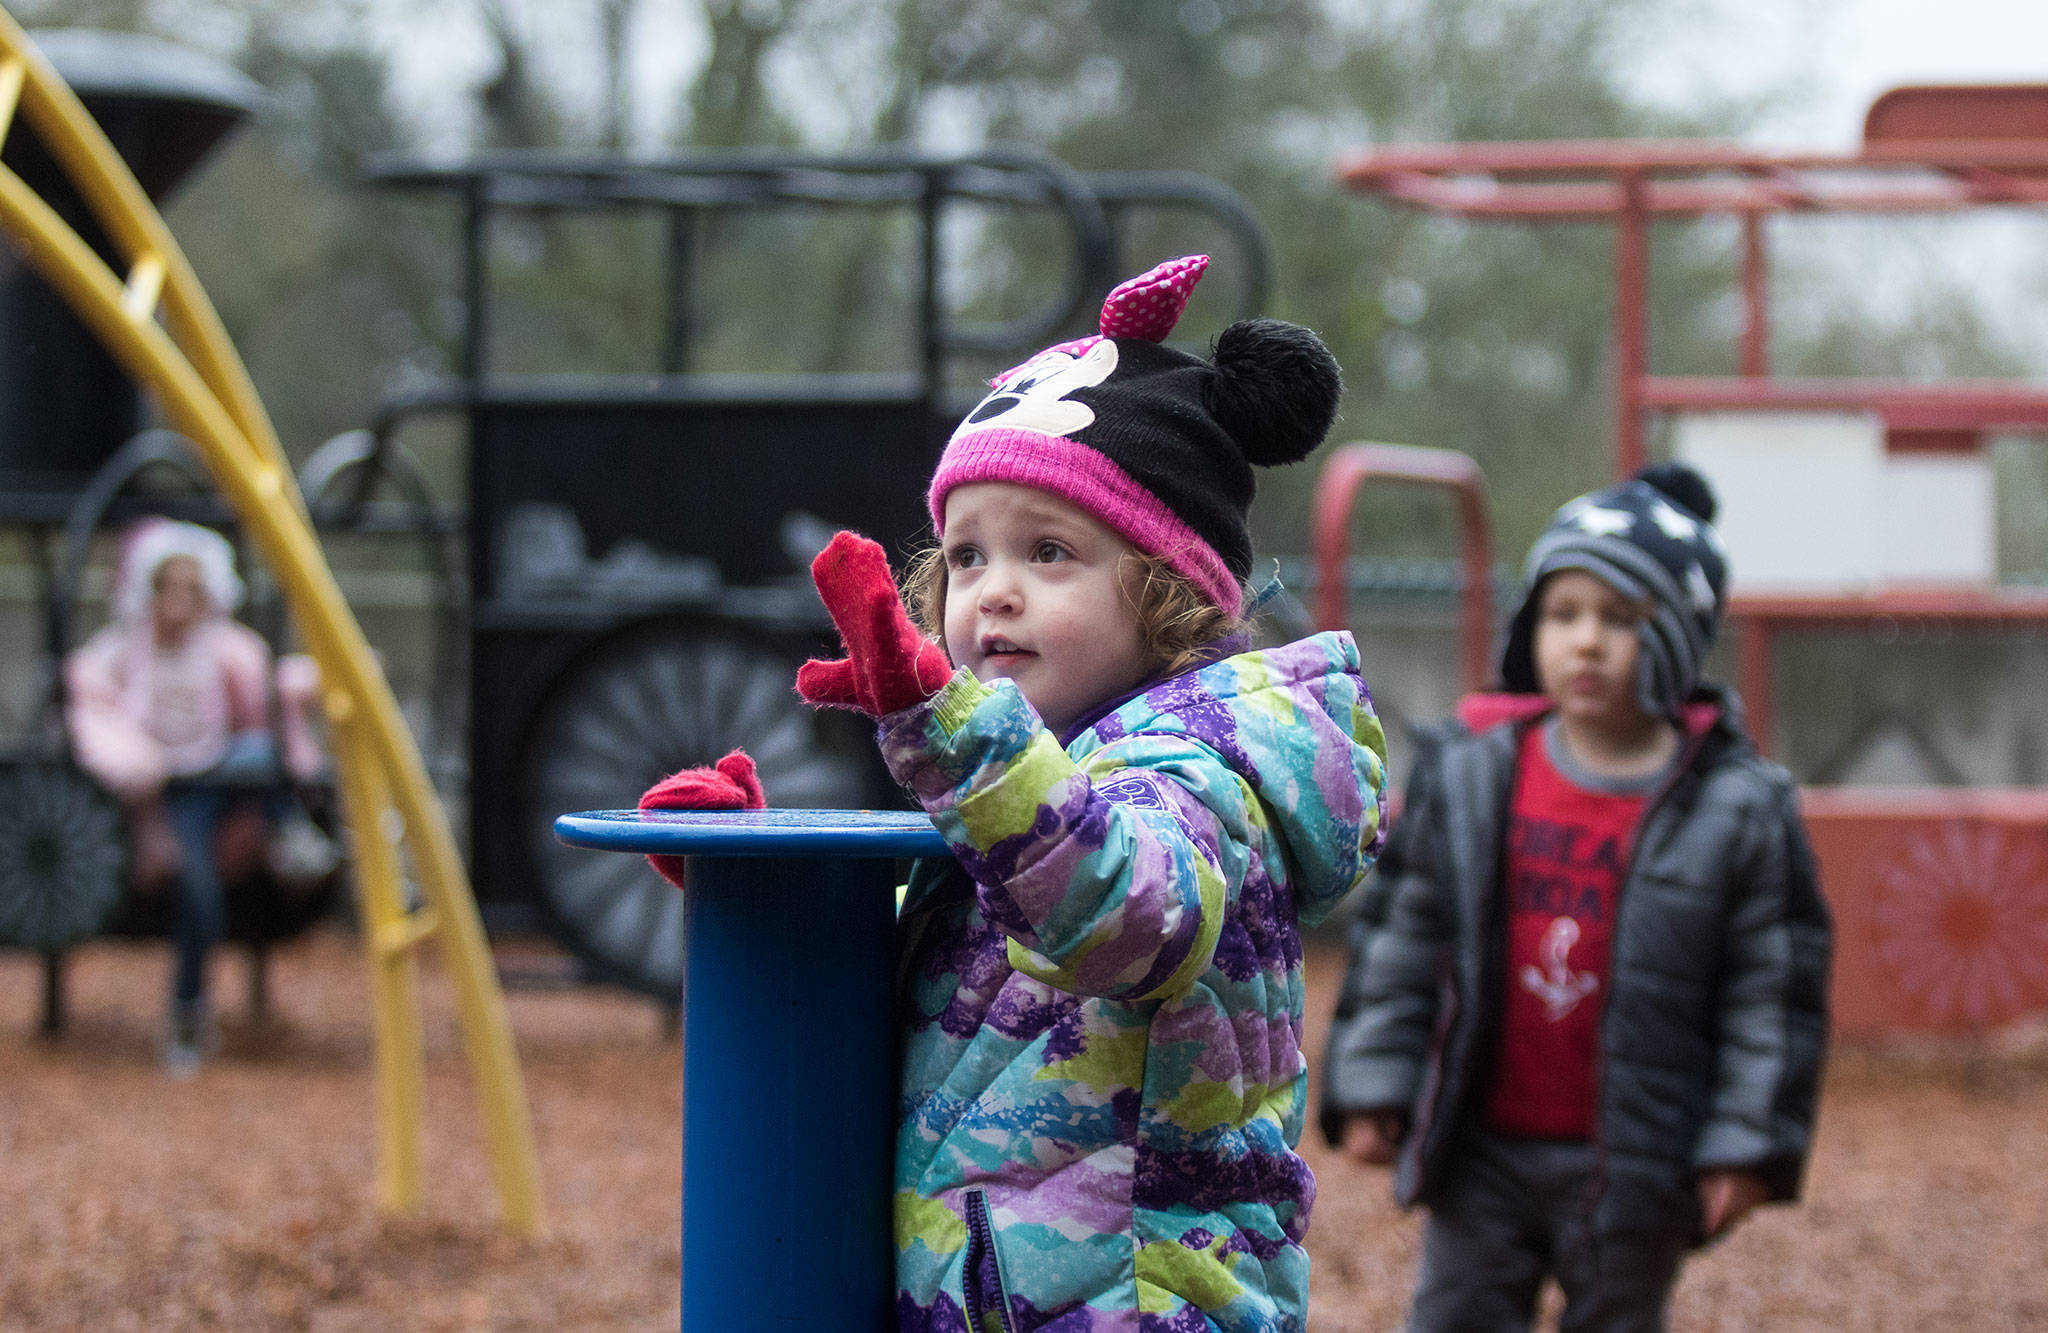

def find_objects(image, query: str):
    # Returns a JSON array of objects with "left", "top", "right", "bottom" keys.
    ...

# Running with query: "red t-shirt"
[{"left": 1483, "top": 724, "right": 1653, "bottom": 1140}]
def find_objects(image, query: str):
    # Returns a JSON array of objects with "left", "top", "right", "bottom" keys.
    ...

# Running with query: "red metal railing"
[
  {"left": 1727, "top": 589, "right": 2048, "bottom": 757},
  {"left": 1311, "top": 442, "right": 1494, "bottom": 694},
  {"left": 1335, "top": 86, "right": 2048, "bottom": 477},
  {"left": 1333, "top": 88, "right": 2048, "bottom": 1036}
]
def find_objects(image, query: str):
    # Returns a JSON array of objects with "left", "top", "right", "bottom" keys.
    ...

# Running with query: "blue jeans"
[{"left": 164, "top": 733, "right": 280, "bottom": 1011}]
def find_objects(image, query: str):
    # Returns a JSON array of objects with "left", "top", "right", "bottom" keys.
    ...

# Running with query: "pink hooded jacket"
[{"left": 65, "top": 520, "right": 321, "bottom": 800}]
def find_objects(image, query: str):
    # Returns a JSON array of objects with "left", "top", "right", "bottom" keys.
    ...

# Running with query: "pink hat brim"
[{"left": 928, "top": 428, "right": 1242, "bottom": 618}]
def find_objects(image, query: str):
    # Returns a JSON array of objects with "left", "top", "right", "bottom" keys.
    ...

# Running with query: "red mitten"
[
  {"left": 795, "top": 531, "right": 952, "bottom": 718},
  {"left": 637, "top": 749, "right": 765, "bottom": 888}
]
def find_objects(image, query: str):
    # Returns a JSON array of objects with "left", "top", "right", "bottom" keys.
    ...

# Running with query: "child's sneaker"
[{"left": 164, "top": 1003, "right": 215, "bottom": 1079}]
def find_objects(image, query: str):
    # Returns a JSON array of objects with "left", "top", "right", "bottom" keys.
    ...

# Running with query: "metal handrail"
[
  {"left": 1082, "top": 169, "right": 1275, "bottom": 323},
  {"left": 365, "top": 144, "right": 1119, "bottom": 377},
  {"left": 1312, "top": 442, "right": 1495, "bottom": 694}
]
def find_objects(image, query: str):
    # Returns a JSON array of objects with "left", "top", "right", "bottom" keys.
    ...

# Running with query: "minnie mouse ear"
[
  {"left": 1099, "top": 254, "right": 1208, "bottom": 342},
  {"left": 1206, "top": 317, "right": 1343, "bottom": 467}
]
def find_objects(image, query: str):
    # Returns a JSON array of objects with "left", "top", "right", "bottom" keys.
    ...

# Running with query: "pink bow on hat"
[
  {"left": 991, "top": 254, "right": 1209, "bottom": 387},
  {"left": 1099, "top": 253, "right": 1207, "bottom": 341}
]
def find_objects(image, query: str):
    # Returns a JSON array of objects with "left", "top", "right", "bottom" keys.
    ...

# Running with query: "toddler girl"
[{"left": 651, "top": 255, "right": 1387, "bottom": 1331}]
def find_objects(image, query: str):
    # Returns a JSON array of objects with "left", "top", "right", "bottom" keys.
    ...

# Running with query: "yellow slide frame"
[{"left": 0, "top": 11, "right": 543, "bottom": 1234}]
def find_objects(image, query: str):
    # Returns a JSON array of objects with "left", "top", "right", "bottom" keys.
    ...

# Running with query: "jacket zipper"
[
  {"left": 1587, "top": 727, "right": 1711, "bottom": 1238},
  {"left": 962, "top": 1187, "right": 1019, "bottom": 1333}
]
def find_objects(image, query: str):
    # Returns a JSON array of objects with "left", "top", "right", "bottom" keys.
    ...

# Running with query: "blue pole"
[
  {"left": 682, "top": 852, "right": 895, "bottom": 1327},
  {"left": 554, "top": 809, "right": 947, "bottom": 1331}
]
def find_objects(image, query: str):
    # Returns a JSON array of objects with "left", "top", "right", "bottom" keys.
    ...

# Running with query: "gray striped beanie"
[{"left": 1498, "top": 462, "right": 1729, "bottom": 718}]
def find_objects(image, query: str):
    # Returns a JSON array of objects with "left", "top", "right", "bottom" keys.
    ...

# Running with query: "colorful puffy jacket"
[{"left": 880, "top": 631, "right": 1387, "bottom": 1332}]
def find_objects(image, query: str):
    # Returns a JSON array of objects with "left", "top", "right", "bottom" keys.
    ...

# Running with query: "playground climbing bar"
[{"left": 0, "top": 10, "right": 543, "bottom": 1233}]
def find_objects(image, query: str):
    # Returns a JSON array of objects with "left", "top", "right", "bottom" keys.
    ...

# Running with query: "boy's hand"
[
  {"left": 1338, "top": 1110, "right": 1407, "bottom": 1166},
  {"left": 637, "top": 749, "right": 766, "bottom": 888},
  {"left": 796, "top": 530, "right": 952, "bottom": 718},
  {"left": 1697, "top": 1168, "right": 1770, "bottom": 1240}
]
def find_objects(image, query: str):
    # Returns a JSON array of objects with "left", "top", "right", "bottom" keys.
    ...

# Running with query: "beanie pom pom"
[
  {"left": 1634, "top": 461, "right": 1718, "bottom": 523},
  {"left": 1206, "top": 318, "right": 1342, "bottom": 467}
]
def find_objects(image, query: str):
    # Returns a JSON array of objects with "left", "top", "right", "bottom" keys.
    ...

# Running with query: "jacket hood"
[
  {"left": 114, "top": 518, "right": 244, "bottom": 625},
  {"left": 1081, "top": 629, "right": 1388, "bottom": 928}
]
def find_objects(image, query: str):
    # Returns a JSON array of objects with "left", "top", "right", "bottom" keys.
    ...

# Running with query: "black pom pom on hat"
[
  {"left": 1207, "top": 317, "right": 1345, "bottom": 467},
  {"left": 1633, "top": 460, "right": 1718, "bottom": 524}
]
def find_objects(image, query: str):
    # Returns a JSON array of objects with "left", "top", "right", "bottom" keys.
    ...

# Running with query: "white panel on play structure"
[
  {"left": 1673, "top": 413, "right": 1881, "bottom": 592},
  {"left": 1671, "top": 412, "right": 1994, "bottom": 593},
  {"left": 1876, "top": 452, "right": 1995, "bottom": 585}
]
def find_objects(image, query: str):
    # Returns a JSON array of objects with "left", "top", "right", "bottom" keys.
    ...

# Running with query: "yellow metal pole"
[
  {"left": 331, "top": 702, "right": 427, "bottom": 1215},
  {"left": 0, "top": 166, "right": 545, "bottom": 1233},
  {"left": 0, "top": 12, "right": 545, "bottom": 1235},
  {"left": 0, "top": 57, "right": 27, "bottom": 144}
]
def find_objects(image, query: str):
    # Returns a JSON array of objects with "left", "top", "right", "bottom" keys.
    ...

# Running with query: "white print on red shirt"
[{"left": 1521, "top": 916, "right": 1600, "bottom": 1021}]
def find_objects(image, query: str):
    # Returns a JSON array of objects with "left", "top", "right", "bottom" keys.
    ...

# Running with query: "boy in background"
[{"left": 1320, "top": 462, "right": 1831, "bottom": 1331}]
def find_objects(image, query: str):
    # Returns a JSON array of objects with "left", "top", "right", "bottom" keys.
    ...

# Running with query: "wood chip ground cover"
[{"left": 2, "top": 930, "right": 2043, "bottom": 1330}]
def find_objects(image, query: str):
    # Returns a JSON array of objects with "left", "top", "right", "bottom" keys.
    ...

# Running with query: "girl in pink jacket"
[{"left": 67, "top": 519, "right": 320, "bottom": 1073}]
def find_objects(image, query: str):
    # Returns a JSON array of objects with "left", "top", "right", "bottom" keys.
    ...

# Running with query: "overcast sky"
[
  {"left": 1800, "top": 0, "right": 2048, "bottom": 142},
  {"left": 1611, "top": 0, "right": 2047, "bottom": 365},
  {"left": 1622, "top": 0, "right": 2046, "bottom": 144},
  {"left": 369, "top": 0, "right": 2048, "bottom": 153},
  {"left": 358, "top": 0, "right": 2048, "bottom": 361}
]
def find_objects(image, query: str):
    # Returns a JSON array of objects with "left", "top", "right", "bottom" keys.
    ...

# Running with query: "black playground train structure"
[
  {"left": 0, "top": 28, "right": 1279, "bottom": 1007},
  {"left": 358, "top": 148, "right": 1273, "bottom": 1000}
]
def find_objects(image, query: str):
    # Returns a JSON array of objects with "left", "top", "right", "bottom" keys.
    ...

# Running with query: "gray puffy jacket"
[{"left": 1320, "top": 691, "right": 1830, "bottom": 1241}]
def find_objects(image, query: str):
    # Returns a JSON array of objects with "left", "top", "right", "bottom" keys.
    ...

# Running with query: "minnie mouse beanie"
[
  {"left": 1498, "top": 461, "right": 1730, "bottom": 718},
  {"left": 927, "top": 255, "right": 1343, "bottom": 619}
]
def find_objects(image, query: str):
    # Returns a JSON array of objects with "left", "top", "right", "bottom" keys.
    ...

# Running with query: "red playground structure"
[{"left": 1323, "top": 83, "right": 2048, "bottom": 1038}]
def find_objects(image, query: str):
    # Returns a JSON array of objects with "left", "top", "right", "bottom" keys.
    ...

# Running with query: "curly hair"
[{"left": 900, "top": 544, "right": 1243, "bottom": 682}]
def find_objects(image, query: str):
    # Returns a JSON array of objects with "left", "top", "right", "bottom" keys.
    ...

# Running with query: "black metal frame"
[
  {"left": 351, "top": 147, "right": 1275, "bottom": 502},
  {"left": 342, "top": 146, "right": 1277, "bottom": 990}
]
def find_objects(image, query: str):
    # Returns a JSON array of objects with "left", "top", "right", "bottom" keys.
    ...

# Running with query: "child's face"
[
  {"left": 150, "top": 554, "right": 207, "bottom": 641},
  {"left": 940, "top": 482, "right": 1156, "bottom": 735},
  {"left": 1532, "top": 569, "right": 1654, "bottom": 731}
]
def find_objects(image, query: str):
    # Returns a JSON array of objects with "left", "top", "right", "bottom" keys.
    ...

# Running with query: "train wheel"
[
  {"left": 519, "top": 623, "right": 874, "bottom": 999},
  {"left": 0, "top": 760, "right": 128, "bottom": 952}
]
